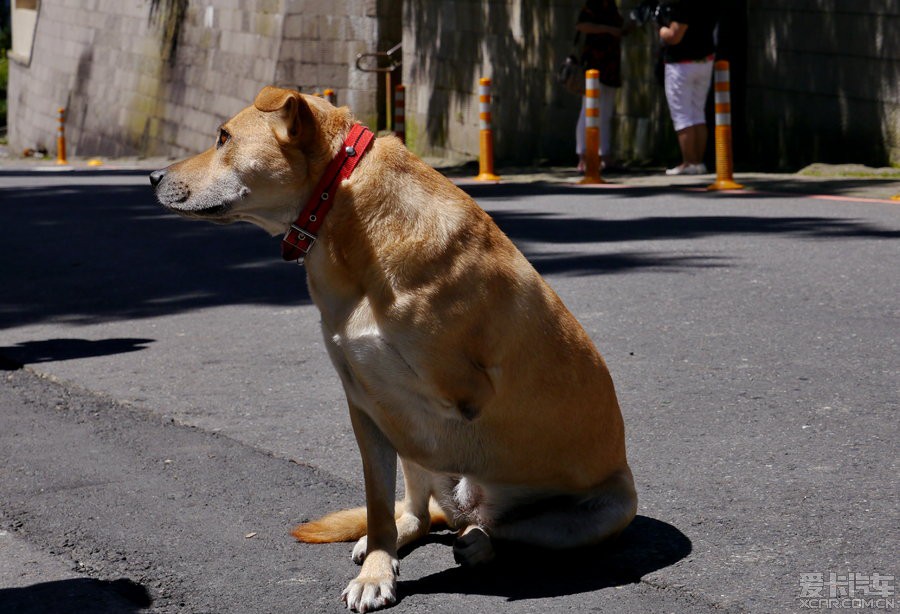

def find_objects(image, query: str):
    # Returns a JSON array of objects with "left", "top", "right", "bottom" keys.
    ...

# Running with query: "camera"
[{"left": 628, "top": 0, "right": 674, "bottom": 27}]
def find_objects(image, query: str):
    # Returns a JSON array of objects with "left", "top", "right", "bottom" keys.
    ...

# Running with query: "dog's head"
[{"left": 150, "top": 86, "right": 344, "bottom": 235}]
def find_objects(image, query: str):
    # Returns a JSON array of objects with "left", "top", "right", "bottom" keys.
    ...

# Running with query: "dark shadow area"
[
  {"left": 400, "top": 3, "right": 895, "bottom": 170},
  {"left": 743, "top": 6, "right": 896, "bottom": 169},
  {"left": 400, "top": 515, "right": 691, "bottom": 602},
  {"left": 459, "top": 179, "right": 690, "bottom": 200},
  {"left": 0, "top": 578, "right": 152, "bottom": 614},
  {"left": 404, "top": 2, "right": 589, "bottom": 164},
  {"left": 454, "top": 176, "right": 900, "bottom": 202},
  {"left": 0, "top": 183, "right": 309, "bottom": 329},
  {"left": 0, "top": 355, "right": 22, "bottom": 371},
  {"left": 2, "top": 179, "right": 894, "bottom": 329},
  {"left": 485, "top": 210, "right": 900, "bottom": 247},
  {"left": 528, "top": 251, "right": 730, "bottom": 277},
  {"left": 0, "top": 338, "right": 154, "bottom": 368}
]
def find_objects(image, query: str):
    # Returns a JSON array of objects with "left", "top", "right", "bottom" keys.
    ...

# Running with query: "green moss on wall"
[{"left": 149, "top": 0, "right": 189, "bottom": 65}]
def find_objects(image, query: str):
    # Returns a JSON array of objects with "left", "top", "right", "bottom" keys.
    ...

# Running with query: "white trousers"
[{"left": 576, "top": 82, "right": 616, "bottom": 157}]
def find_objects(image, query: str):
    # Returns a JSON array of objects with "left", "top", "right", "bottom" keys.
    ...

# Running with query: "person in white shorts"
[{"left": 659, "top": 0, "right": 718, "bottom": 176}]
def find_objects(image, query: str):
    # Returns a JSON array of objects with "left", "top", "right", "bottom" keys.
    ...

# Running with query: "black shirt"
[
  {"left": 577, "top": 0, "right": 624, "bottom": 87},
  {"left": 661, "top": 0, "right": 717, "bottom": 63}
]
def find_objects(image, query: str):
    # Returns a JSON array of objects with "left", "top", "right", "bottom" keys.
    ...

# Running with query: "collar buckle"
[{"left": 283, "top": 224, "right": 318, "bottom": 265}]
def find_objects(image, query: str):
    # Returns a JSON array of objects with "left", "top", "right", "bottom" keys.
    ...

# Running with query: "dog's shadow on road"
[{"left": 399, "top": 515, "right": 690, "bottom": 601}]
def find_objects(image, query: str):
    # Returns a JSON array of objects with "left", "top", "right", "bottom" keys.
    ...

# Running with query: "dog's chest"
[{"left": 320, "top": 298, "right": 481, "bottom": 468}]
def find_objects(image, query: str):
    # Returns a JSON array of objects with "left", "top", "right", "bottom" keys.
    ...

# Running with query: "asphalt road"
[{"left": 0, "top": 170, "right": 897, "bottom": 613}]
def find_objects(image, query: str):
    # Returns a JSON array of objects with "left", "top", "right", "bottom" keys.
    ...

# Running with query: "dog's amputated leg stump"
[{"left": 453, "top": 525, "right": 495, "bottom": 566}]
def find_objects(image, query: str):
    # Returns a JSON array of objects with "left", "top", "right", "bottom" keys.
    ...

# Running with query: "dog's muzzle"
[{"left": 150, "top": 168, "right": 193, "bottom": 209}]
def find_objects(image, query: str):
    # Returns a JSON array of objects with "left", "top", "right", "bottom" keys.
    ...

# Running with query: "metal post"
[
  {"left": 56, "top": 107, "right": 68, "bottom": 165},
  {"left": 355, "top": 43, "right": 402, "bottom": 133},
  {"left": 579, "top": 69, "right": 605, "bottom": 184},
  {"left": 708, "top": 61, "right": 743, "bottom": 191},
  {"left": 394, "top": 84, "right": 406, "bottom": 144},
  {"left": 385, "top": 73, "right": 392, "bottom": 132},
  {"left": 474, "top": 78, "right": 500, "bottom": 182}
]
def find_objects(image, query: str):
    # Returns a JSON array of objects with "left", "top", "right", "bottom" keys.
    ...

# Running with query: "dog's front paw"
[
  {"left": 341, "top": 553, "right": 399, "bottom": 612},
  {"left": 351, "top": 535, "right": 368, "bottom": 565},
  {"left": 453, "top": 525, "right": 495, "bottom": 566}
]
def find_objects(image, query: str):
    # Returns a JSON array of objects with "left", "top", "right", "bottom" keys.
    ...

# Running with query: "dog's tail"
[{"left": 292, "top": 500, "right": 449, "bottom": 543}]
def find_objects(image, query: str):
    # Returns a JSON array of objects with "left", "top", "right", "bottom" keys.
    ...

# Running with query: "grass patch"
[{"left": 798, "top": 163, "right": 900, "bottom": 180}]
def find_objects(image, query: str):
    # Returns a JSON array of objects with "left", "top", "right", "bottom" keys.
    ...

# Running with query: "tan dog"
[{"left": 151, "top": 86, "right": 636, "bottom": 612}]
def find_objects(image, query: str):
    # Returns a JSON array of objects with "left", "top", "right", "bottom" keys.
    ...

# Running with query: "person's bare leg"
[
  {"left": 678, "top": 124, "right": 706, "bottom": 166},
  {"left": 691, "top": 123, "right": 708, "bottom": 166},
  {"left": 676, "top": 127, "right": 697, "bottom": 168}
]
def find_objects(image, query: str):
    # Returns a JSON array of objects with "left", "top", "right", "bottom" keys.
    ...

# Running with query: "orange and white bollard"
[
  {"left": 474, "top": 77, "right": 500, "bottom": 182},
  {"left": 394, "top": 84, "right": 406, "bottom": 144},
  {"left": 56, "top": 107, "right": 68, "bottom": 165},
  {"left": 707, "top": 61, "right": 743, "bottom": 191},
  {"left": 579, "top": 69, "right": 605, "bottom": 185},
  {"left": 323, "top": 88, "right": 337, "bottom": 106}
]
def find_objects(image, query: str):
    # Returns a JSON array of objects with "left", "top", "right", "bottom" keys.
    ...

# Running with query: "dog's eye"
[{"left": 217, "top": 129, "right": 231, "bottom": 149}]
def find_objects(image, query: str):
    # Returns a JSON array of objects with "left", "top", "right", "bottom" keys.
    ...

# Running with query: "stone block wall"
[
  {"left": 399, "top": 0, "right": 671, "bottom": 166},
  {"left": 7, "top": 0, "right": 385, "bottom": 158},
  {"left": 745, "top": 0, "right": 900, "bottom": 169},
  {"left": 8, "top": 0, "right": 897, "bottom": 168},
  {"left": 401, "top": 0, "right": 586, "bottom": 164},
  {"left": 275, "top": 0, "right": 400, "bottom": 132},
  {"left": 398, "top": 0, "right": 897, "bottom": 169}
]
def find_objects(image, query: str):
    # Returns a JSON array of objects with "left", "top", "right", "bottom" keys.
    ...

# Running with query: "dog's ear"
[{"left": 254, "top": 86, "right": 313, "bottom": 145}]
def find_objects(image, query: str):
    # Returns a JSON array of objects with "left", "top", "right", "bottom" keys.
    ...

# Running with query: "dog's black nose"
[{"left": 149, "top": 169, "right": 166, "bottom": 187}]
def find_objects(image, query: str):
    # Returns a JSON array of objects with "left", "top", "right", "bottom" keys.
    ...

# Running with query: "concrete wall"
[
  {"left": 7, "top": 0, "right": 384, "bottom": 158},
  {"left": 745, "top": 0, "right": 900, "bottom": 169},
  {"left": 7, "top": 0, "right": 898, "bottom": 168},
  {"left": 400, "top": 0, "right": 671, "bottom": 166},
  {"left": 399, "top": 0, "right": 897, "bottom": 169}
]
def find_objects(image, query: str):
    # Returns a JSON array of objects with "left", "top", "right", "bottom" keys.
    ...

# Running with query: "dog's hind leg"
[
  {"left": 351, "top": 458, "right": 443, "bottom": 564},
  {"left": 397, "top": 459, "right": 446, "bottom": 546},
  {"left": 488, "top": 468, "right": 638, "bottom": 552},
  {"left": 450, "top": 469, "right": 637, "bottom": 565}
]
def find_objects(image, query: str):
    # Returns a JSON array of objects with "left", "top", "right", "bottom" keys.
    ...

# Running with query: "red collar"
[{"left": 281, "top": 124, "right": 375, "bottom": 263}]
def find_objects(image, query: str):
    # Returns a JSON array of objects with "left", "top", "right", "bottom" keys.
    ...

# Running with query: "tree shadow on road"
[
  {"left": 3, "top": 180, "right": 895, "bottom": 329},
  {"left": 399, "top": 515, "right": 691, "bottom": 602},
  {"left": 481, "top": 209, "right": 897, "bottom": 277},
  {"left": 455, "top": 174, "right": 900, "bottom": 202},
  {"left": 0, "top": 577, "right": 152, "bottom": 614},
  {"left": 0, "top": 338, "right": 155, "bottom": 370},
  {"left": 0, "top": 183, "right": 307, "bottom": 328},
  {"left": 487, "top": 210, "right": 900, "bottom": 246},
  {"left": 526, "top": 251, "right": 732, "bottom": 277}
]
